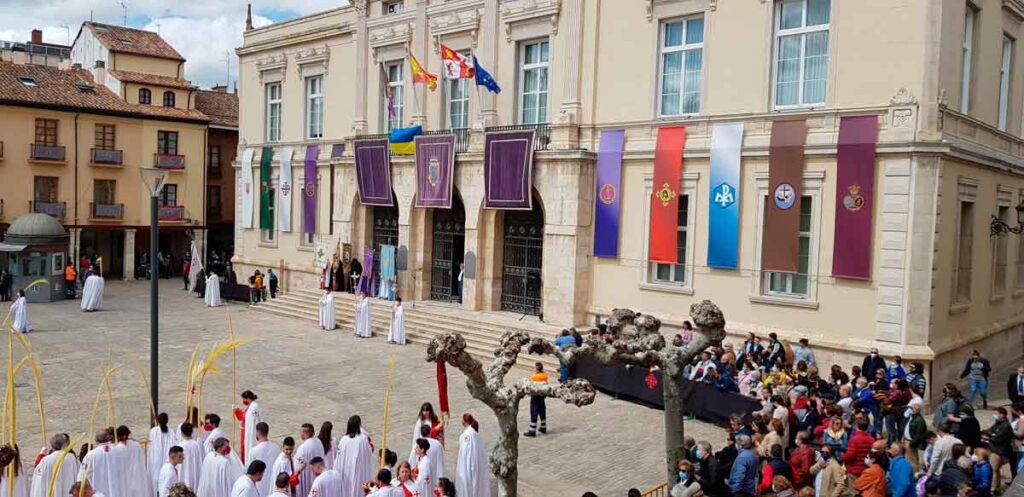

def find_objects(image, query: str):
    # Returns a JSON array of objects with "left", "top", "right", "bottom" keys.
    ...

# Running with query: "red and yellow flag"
[{"left": 409, "top": 53, "right": 437, "bottom": 91}]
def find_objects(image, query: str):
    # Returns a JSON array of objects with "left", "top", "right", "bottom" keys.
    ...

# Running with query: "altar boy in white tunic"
[
  {"left": 80, "top": 272, "right": 104, "bottom": 312},
  {"left": 246, "top": 422, "right": 280, "bottom": 497},
  {"left": 115, "top": 425, "right": 153, "bottom": 497},
  {"left": 229, "top": 460, "right": 265, "bottom": 497},
  {"left": 354, "top": 292, "right": 372, "bottom": 338},
  {"left": 318, "top": 290, "right": 336, "bottom": 331},
  {"left": 197, "top": 438, "right": 243, "bottom": 497},
  {"left": 308, "top": 458, "right": 344, "bottom": 497},
  {"left": 293, "top": 424, "right": 324, "bottom": 497},
  {"left": 334, "top": 416, "right": 374, "bottom": 497},
  {"left": 204, "top": 273, "right": 222, "bottom": 307},
  {"left": 412, "top": 440, "right": 434, "bottom": 497},
  {"left": 78, "top": 429, "right": 129, "bottom": 497},
  {"left": 456, "top": 414, "right": 491, "bottom": 497},
  {"left": 387, "top": 298, "right": 406, "bottom": 345},
  {"left": 30, "top": 434, "right": 78, "bottom": 497}
]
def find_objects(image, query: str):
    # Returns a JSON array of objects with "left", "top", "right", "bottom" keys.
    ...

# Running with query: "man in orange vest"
[{"left": 64, "top": 261, "right": 77, "bottom": 298}]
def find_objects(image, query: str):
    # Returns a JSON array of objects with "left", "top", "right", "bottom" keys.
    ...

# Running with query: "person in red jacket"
[
  {"left": 788, "top": 431, "right": 817, "bottom": 489},
  {"left": 844, "top": 419, "right": 876, "bottom": 477}
]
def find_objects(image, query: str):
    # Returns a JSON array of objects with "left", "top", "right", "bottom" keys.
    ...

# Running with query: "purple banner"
[
  {"left": 354, "top": 138, "right": 394, "bottom": 206},
  {"left": 359, "top": 247, "right": 375, "bottom": 295},
  {"left": 414, "top": 134, "right": 455, "bottom": 209},
  {"left": 483, "top": 131, "right": 534, "bottom": 210},
  {"left": 303, "top": 145, "right": 319, "bottom": 234},
  {"left": 832, "top": 115, "right": 878, "bottom": 280},
  {"left": 593, "top": 130, "right": 625, "bottom": 258}
]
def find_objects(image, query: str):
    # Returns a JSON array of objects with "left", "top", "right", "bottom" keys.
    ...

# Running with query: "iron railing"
[
  {"left": 485, "top": 123, "right": 551, "bottom": 151},
  {"left": 158, "top": 205, "right": 185, "bottom": 220},
  {"left": 30, "top": 143, "right": 66, "bottom": 161},
  {"left": 422, "top": 128, "right": 471, "bottom": 154},
  {"left": 90, "top": 202, "right": 124, "bottom": 219},
  {"left": 154, "top": 153, "right": 185, "bottom": 169},
  {"left": 30, "top": 200, "right": 65, "bottom": 220},
  {"left": 91, "top": 148, "right": 123, "bottom": 165}
]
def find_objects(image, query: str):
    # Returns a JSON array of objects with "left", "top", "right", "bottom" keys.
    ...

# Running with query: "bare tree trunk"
[
  {"left": 662, "top": 370, "right": 685, "bottom": 485},
  {"left": 492, "top": 405, "right": 520, "bottom": 497}
]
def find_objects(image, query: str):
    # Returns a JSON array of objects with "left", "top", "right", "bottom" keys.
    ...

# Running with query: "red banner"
[
  {"left": 762, "top": 120, "right": 807, "bottom": 273},
  {"left": 436, "top": 361, "right": 450, "bottom": 416},
  {"left": 649, "top": 126, "right": 686, "bottom": 264},
  {"left": 832, "top": 115, "right": 878, "bottom": 280}
]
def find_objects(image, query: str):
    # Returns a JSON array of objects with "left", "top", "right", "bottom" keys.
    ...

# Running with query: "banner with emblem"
[
  {"left": 832, "top": 115, "right": 878, "bottom": 280},
  {"left": 303, "top": 144, "right": 319, "bottom": 234},
  {"left": 259, "top": 147, "right": 273, "bottom": 230},
  {"left": 354, "top": 138, "right": 394, "bottom": 206},
  {"left": 707, "top": 122, "right": 744, "bottom": 269},
  {"left": 483, "top": 130, "right": 535, "bottom": 209},
  {"left": 594, "top": 130, "right": 625, "bottom": 258},
  {"left": 762, "top": 120, "right": 807, "bottom": 273},
  {"left": 240, "top": 148, "right": 255, "bottom": 229},
  {"left": 278, "top": 145, "right": 294, "bottom": 233},
  {"left": 649, "top": 126, "right": 686, "bottom": 264},
  {"left": 414, "top": 134, "right": 455, "bottom": 209}
]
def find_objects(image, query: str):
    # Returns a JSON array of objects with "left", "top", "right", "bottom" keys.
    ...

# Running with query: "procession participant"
[
  {"left": 232, "top": 391, "right": 264, "bottom": 463},
  {"left": 115, "top": 425, "right": 153, "bottom": 497},
  {"left": 408, "top": 425, "right": 444, "bottom": 481},
  {"left": 410, "top": 403, "right": 444, "bottom": 452},
  {"left": 67, "top": 482, "right": 98, "bottom": 497},
  {"left": 270, "top": 472, "right": 291, "bottom": 497},
  {"left": 387, "top": 298, "right": 406, "bottom": 345},
  {"left": 30, "top": 435, "right": 78, "bottom": 497},
  {"left": 354, "top": 292, "right": 372, "bottom": 338},
  {"left": 390, "top": 462, "right": 415, "bottom": 497},
  {"left": 201, "top": 414, "right": 225, "bottom": 454},
  {"left": 412, "top": 440, "right": 434, "bottom": 497},
  {"left": 0, "top": 444, "right": 27, "bottom": 497},
  {"left": 308, "top": 458, "right": 344, "bottom": 497},
  {"left": 270, "top": 438, "right": 296, "bottom": 497},
  {"left": 247, "top": 423, "right": 280, "bottom": 497},
  {"left": 148, "top": 414, "right": 178, "bottom": 493},
  {"left": 204, "top": 272, "right": 222, "bottom": 307},
  {"left": 178, "top": 408, "right": 203, "bottom": 444},
  {"left": 318, "top": 422, "right": 336, "bottom": 470},
  {"left": 196, "top": 438, "right": 243, "bottom": 497},
  {"left": 229, "top": 461, "right": 265, "bottom": 497},
  {"left": 8, "top": 290, "right": 32, "bottom": 333},
  {"left": 78, "top": 429, "right": 128, "bottom": 497},
  {"left": 177, "top": 423, "right": 206, "bottom": 491},
  {"left": 348, "top": 259, "right": 362, "bottom": 295},
  {"left": 318, "top": 290, "right": 336, "bottom": 331},
  {"left": 456, "top": 414, "right": 490, "bottom": 497},
  {"left": 366, "top": 469, "right": 403, "bottom": 497},
  {"left": 335, "top": 416, "right": 374, "bottom": 497},
  {"left": 80, "top": 272, "right": 104, "bottom": 312},
  {"left": 157, "top": 446, "right": 184, "bottom": 497},
  {"left": 339, "top": 254, "right": 352, "bottom": 293},
  {"left": 292, "top": 424, "right": 324, "bottom": 497}
]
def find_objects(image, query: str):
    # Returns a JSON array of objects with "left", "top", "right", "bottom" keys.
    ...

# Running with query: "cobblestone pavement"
[{"left": 5, "top": 280, "right": 725, "bottom": 497}]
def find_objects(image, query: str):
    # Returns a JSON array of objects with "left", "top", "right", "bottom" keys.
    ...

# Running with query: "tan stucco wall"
[{"left": 111, "top": 53, "right": 181, "bottom": 79}]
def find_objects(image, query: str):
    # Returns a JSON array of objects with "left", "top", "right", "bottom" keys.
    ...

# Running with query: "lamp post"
[
  {"left": 140, "top": 167, "right": 169, "bottom": 414},
  {"left": 991, "top": 200, "right": 1024, "bottom": 236}
]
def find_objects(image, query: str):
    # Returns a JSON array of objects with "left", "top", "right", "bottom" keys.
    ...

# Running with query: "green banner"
[{"left": 259, "top": 147, "right": 273, "bottom": 230}]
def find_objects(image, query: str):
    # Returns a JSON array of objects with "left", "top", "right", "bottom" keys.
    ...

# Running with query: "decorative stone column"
[
  {"left": 556, "top": 0, "right": 584, "bottom": 125},
  {"left": 410, "top": 0, "right": 429, "bottom": 127},
  {"left": 476, "top": 0, "right": 500, "bottom": 127},
  {"left": 69, "top": 228, "right": 81, "bottom": 271},
  {"left": 123, "top": 228, "right": 136, "bottom": 280},
  {"left": 352, "top": 0, "right": 370, "bottom": 135}
]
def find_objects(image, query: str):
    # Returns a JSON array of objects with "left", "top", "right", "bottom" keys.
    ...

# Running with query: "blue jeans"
[
  {"left": 968, "top": 378, "right": 988, "bottom": 405},
  {"left": 558, "top": 362, "right": 569, "bottom": 383}
]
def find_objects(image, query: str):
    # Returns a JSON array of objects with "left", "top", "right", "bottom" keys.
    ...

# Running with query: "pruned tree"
[
  {"left": 528, "top": 300, "right": 726, "bottom": 484},
  {"left": 427, "top": 331, "right": 596, "bottom": 497}
]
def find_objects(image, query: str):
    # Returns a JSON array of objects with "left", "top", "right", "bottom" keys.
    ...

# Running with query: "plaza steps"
[{"left": 249, "top": 288, "right": 563, "bottom": 371}]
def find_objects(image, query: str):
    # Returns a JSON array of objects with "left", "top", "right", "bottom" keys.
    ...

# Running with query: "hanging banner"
[
  {"left": 762, "top": 120, "right": 807, "bottom": 273},
  {"left": 483, "top": 130, "right": 535, "bottom": 209},
  {"left": 278, "top": 146, "right": 294, "bottom": 233},
  {"left": 649, "top": 126, "right": 686, "bottom": 264},
  {"left": 354, "top": 138, "right": 394, "bottom": 206},
  {"left": 378, "top": 244, "right": 397, "bottom": 300},
  {"left": 360, "top": 247, "right": 376, "bottom": 295},
  {"left": 833, "top": 115, "right": 878, "bottom": 280},
  {"left": 593, "top": 130, "right": 626, "bottom": 258},
  {"left": 303, "top": 144, "right": 319, "bottom": 234},
  {"left": 240, "top": 148, "right": 255, "bottom": 229},
  {"left": 414, "top": 134, "right": 456, "bottom": 209},
  {"left": 259, "top": 147, "right": 273, "bottom": 230},
  {"left": 707, "top": 122, "right": 744, "bottom": 269}
]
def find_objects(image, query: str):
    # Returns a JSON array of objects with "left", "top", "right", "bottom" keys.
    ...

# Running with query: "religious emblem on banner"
[
  {"left": 427, "top": 156, "right": 441, "bottom": 187},
  {"left": 773, "top": 183, "right": 796, "bottom": 210},
  {"left": 645, "top": 370, "right": 658, "bottom": 389},
  {"left": 714, "top": 183, "right": 736, "bottom": 208},
  {"left": 599, "top": 183, "right": 617, "bottom": 205},
  {"left": 304, "top": 184, "right": 315, "bottom": 197},
  {"left": 842, "top": 184, "right": 865, "bottom": 212},
  {"left": 655, "top": 182, "right": 676, "bottom": 207},
  {"left": 281, "top": 183, "right": 291, "bottom": 196}
]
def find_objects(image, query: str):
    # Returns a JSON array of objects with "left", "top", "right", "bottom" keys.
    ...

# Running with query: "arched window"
[
  {"left": 138, "top": 88, "right": 151, "bottom": 104},
  {"left": 163, "top": 91, "right": 175, "bottom": 107}
]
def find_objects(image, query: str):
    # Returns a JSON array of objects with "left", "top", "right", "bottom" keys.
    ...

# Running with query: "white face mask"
[{"left": 864, "top": 457, "right": 872, "bottom": 466}]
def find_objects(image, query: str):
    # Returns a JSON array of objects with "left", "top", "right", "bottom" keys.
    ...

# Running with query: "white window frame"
[
  {"left": 998, "top": 35, "right": 1013, "bottom": 131},
  {"left": 446, "top": 56, "right": 471, "bottom": 129},
  {"left": 960, "top": 5, "right": 976, "bottom": 114},
  {"left": 640, "top": 172, "right": 699, "bottom": 295},
  {"left": 385, "top": 62, "right": 404, "bottom": 132},
  {"left": 518, "top": 39, "right": 550, "bottom": 125},
  {"left": 657, "top": 16, "right": 704, "bottom": 117},
  {"left": 951, "top": 177, "right": 978, "bottom": 311},
  {"left": 772, "top": 0, "right": 831, "bottom": 110},
  {"left": 384, "top": 0, "right": 404, "bottom": 14},
  {"left": 265, "top": 83, "right": 281, "bottom": 142},
  {"left": 305, "top": 76, "right": 324, "bottom": 139},
  {"left": 750, "top": 170, "right": 824, "bottom": 308}
]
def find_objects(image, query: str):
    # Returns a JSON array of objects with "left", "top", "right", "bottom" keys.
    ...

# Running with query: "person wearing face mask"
[
  {"left": 196, "top": 438, "right": 244, "bottom": 497},
  {"left": 669, "top": 460, "right": 701, "bottom": 497},
  {"left": 232, "top": 391, "right": 265, "bottom": 464},
  {"left": 202, "top": 414, "right": 225, "bottom": 454},
  {"left": 433, "top": 477, "right": 456, "bottom": 497},
  {"left": 903, "top": 403, "right": 928, "bottom": 473},
  {"left": 905, "top": 363, "right": 927, "bottom": 397},
  {"left": 971, "top": 447, "right": 993, "bottom": 497},
  {"left": 692, "top": 441, "right": 727, "bottom": 496},
  {"left": 853, "top": 449, "right": 887, "bottom": 497},
  {"left": 960, "top": 350, "right": 992, "bottom": 409},
  {"left": 933, "top": 384, "right": 961, "bottom": 430},
  {"left": 861, "top": 348, "right": 887, "bottom": 379},
  {"left": 810, "top": 445, "right": 846, "bottom": 497},
  {"left": 983, "top": 407, "right": 1012, "bottom": 493}
]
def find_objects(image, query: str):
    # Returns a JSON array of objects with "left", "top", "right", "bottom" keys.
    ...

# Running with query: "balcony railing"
[
  {"left": 355, "top": 133, "right": 392, "bottom": 156},
  {"left": 90, "top": 202, "right": 124, "bottom": 219},
  {"left": 91, "top": 148, "right": 123, "bottom": 165},
  {"left": 485, "top": 123, "right": 551, "bottom": 151},
  {"left": 154, "top": 153, "right": 185, "bottom": 169},
  {"left": 158, "top": 205, "right": 185, "bottom": 221},
  {"left": 30, "top": 143, "right": 66, "bottom": 162},
  {"left": 422, "top": 128, "right": 471, "bottom": 154},
  {"left": 30, "top": 200, "right": 65, "bottom": 220}
]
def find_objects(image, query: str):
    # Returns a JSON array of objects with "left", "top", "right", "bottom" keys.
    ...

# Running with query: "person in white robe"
[
  {"left": 354, "top": 292, "right": 372, "bottom": 338},
  {"left": 8, "top": 291, "right": 31, "bottom": 333},
  {"left": 410, "top": 403, "right": 445, "bottom": 452},
  {"left": 268, "top": 471, "right": 291, "bottom": 497},
  {"left": 455, "top": 415, "right": 491, "bottom": 497},
  {"left": 204, "top": 273, "right": 222, "bottom": 307},
  {"left": 202, "top": 414, "right": 226, "bottom": 455},
  {"left": 269, "top": 438, "right": 296, "bottom": 493},
  {"left": 115, "top": 426, "right": 153, "bottom": 497},
  {"left": 229, "top": 460, "right": 266, "bottom": 497},
  {"left": 177, "top": 423, "right": 206, "bottom": 491},
  {"left": 318, "top": 290, "right": 336, "bottom": 331},
  {"left": 390, "top": 462, "right": 416, "bottom": 497},
  {"left": 147, "top": 414, "right": 178, "bottom": 494},
  {"left": 317, "top": 422, "right": 336, "bottom": 470},
  {"left": 292, "top": 424, "right": 324, "bottom": 497},
  {"left": 366, "top": 468, "right": 405, "bottom": 497},
  {"left": 80, "top": 273, "right": 104, "bottom": 312},
  {"left": 78, "top": 430, "right": 129, "bottom": 497},
  {"left": 387, "top": 298, "right": 406, "bottom": 345},
  {"left": 412, "top": 441, "right": 433, "bottom": 497},
  {"left": 157, "top": 446, "right": 184, "bottom": 497},
  {"left": 334, "top": 416, "right": 374, "bottom": 497},
  {"left": 308, "top": 458, "right": 344, "bottom": 497},
  {"left": 30, "top": 435, "right": 79, "bottom": 497},
  {"left": 196, "top": 438, "right": 243, "bottom": 497},
  {"left": 0, "top": 456, "right": 28, "bottom": 497},
  {"left": 233, "top": 391, "right": 265, "bottom": 464},
  {"left": 245, "top": 422, "right": 280, "bottom": 497},
  {"left": 408, "top": 425, "right": 445, "bottom": 481}
]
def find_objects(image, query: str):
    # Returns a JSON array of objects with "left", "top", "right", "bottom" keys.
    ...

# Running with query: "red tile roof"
[
  {"left": 194, "top": 89, "right": 239, "bottom": 128},
  {"left": 85, "top": 22, "right": 185, "bottom": 61},
  {"left": 109, "top": 70, "right": 196, "bottom": 90}
]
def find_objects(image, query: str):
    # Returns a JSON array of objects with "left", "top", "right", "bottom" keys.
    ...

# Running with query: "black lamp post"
[
  {"left": 991, "top": 200, "right": 1024, "bottom": 236},
  {"left": 140, "top": 167, "right": 169, "bottom": 414}
]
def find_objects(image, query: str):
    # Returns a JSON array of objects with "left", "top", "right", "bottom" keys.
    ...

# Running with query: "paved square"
[{"left": 5, "top": 280, "right": 724, "bottom": 496}]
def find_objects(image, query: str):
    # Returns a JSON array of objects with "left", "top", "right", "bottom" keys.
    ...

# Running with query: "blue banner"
[
  {"left": 594, "top": 130, "right": 625, "bottom": 258},
  {"left": 707, "top": 122, "right": 744, "bottom": 269}
]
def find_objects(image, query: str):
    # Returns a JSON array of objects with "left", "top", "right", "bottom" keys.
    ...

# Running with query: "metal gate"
[
  {"left": 430, "top": 200, "right": 465, "bottom": 303},
  {"left": 372, "top": 204, "right": 399, "bottom": 293},
  {"left": 501, "top": 206, "right": 543, "bottom": 315}
]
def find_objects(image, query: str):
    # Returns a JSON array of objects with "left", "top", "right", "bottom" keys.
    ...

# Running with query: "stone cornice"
[
  {"left": 1003, "top": 0, "right": 1024, "bottom": 21},
  {"left": 238, "top": 24, "right": 353, "bottom": 56},
  {"left": 369, "top": 21, "right": 414, "bottom": 50},
  {"left": 429, "top": 7, "right": 482, "bottom": 52},
  {"left": 501, "top": 0, "right": 561, "bottom": 41}
]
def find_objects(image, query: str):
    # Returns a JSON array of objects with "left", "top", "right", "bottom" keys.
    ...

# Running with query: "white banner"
[
  {"left": 240, "top": 148, "right": 255, "bottom": 229},
  {"left": 279, "top": 146, "right": 294, "bottom": 232}
]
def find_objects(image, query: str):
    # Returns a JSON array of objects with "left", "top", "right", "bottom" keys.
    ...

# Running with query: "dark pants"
[
  {"left": 250, "top": 288, "right": 263, "bottom": 303},
  {"left": 0, "top": 286, "right": 9, "bottom": 301},
  {"left": 64, "top": 280, "right": 76, "bottom": 298},
  {"left": 269, "top": 281, "right": 278, "bottom": 298},
  {"left": 528, "top": 396, "right": 547, "bottom": 434}
]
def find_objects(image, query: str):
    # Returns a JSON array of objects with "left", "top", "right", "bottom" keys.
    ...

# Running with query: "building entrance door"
[
  {"left": 500, "top": 201, "right": 543, "bottom": 316},
  {"left": 371, "top": 202, "right": 399, "bottom": 294},
  {"left": 429, "top": 195, "right": 465, "bottom": 303}
]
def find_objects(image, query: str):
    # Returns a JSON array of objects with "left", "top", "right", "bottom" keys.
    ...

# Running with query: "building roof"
[
  {"left": 109, "top": 69, "right": 196, "bottom": 90},
  {"left": 3, "top": 213, "right": 69, "bottom": 246},
  {"left": 0, "top": 62, "right": 208, "bottom": 123},
  {"left": 195, "top": 89, "right": 238, "bottom": 128},
  {"left": 84, "top": 22, "right": 185, "bottom": 61}
]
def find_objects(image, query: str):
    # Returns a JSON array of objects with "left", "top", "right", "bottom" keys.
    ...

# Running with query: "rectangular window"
[
  {"left": 961, "top": 6, "right": 976, "bottom": 113},
  {"left": 208, "top": 146, "right": 221, "bottom": 170},
  {"left": 93, "top": 179, "right": 115, "bottom": 204},
  {"left": 762, "top": 196, "right": 813, "bottom": 298},
  {"left": 954, "top": 200, "right": 975, "bottom": 304},
  {"left": 306, "top": 76, "right": 324, "bottom": 139},
  {"left": 35, "top": 118, "right": 58, "bottom": 146},
  {"left": 266, "top": 83, "right": 281, "bottom": 142},
  {"left": 385, "top": 62, "right": 404, "bottom": 131},
  {"left": 998, "top": 36, "right": 1013, "bottom": 131},
  {"left": 519, "top": 40, "right": 550, "bottom": 125},
  {"left": 774, "top": 0, "right": 830, "bottom": 108},
  {"left": 993, "top": 205, "right": 1010, "bottom": 297},
  {"left": 94, "top": 124, "right": 115, "bottom": 150},
  {"left": 157, "top": 131, "right": 178, "bottom": 154},
  {"left": 160, "top": 184, "right": 178, "bottom": 207},
  {"left": 33, "top": 176, "right": 58, "bottom": 202},
  {"left": 261, "top": 187, "right": 276, "bottom": 242},
  {"left": 447, "top": 62, "right": 470, "bottom": 129},
  {"left": 207, "top": 185, "right": 222, "bottom": 219},
  {"left": 384, "top": 0, "right": 404, "bottom": 14},
  {"left": 659, "top": 17, "right": 704, "bottom": 116},
  {"left": 651, "top": 194, "right": 690, "bottom": 284}
]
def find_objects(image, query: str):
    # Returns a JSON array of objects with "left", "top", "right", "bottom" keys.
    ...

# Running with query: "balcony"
[
  {"left": 158, "top": 205, "right": 185, "bottom": 221},
  {"left": 91, "top": 148, "right": 123, "bottom": 166},
  {"left": 90, "top": 202, "right": 124, "bottom": 219},
  {"left": 30, "top": 200, "right": 65, "bottom": 220},
  {"left": 30, "top": 143, "right": 66, "bottom": 162},
  {"left": 422, "top": 128, "right": 471, "bottom": 154},
  {"left": 485, "top": 123, "right": 551, "bottom": 151},
  {"left": 154, "top": 153, "right": 185, "bottom": 170}
]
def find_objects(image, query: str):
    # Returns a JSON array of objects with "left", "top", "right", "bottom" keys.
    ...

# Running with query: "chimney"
[
  {"left": 245, "top": 4, "right": 254, "bottom": 31},
  {"left": 30, "top": 29, "right": 42, "bottom": 44},
  {"left": 92, "top": 60, "right": 106, "bottom": 85},
  {"left": 212, "top": 84, "right": 228, "bottom": 93}
]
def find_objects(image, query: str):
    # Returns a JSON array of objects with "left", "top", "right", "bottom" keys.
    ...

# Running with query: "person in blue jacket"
[
  {"left": 728, "top": 434, "right": 758, "bottom": 496},
  {"left": 887, "top": 442, "right": 915, "bottom": 497}
]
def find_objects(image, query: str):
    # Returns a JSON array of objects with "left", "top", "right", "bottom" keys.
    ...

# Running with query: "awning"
[{"left": 0, "top": 243, "right": 27, "bottom": 252}]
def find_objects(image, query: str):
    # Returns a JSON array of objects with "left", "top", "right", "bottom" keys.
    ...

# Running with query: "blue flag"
[{"left": 473, "top": 55, "right": 501, "bottom": 94}]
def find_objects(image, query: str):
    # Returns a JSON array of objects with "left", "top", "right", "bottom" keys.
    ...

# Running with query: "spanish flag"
[{"left": 409, "top": 52, "right": 437, "bottom": 91}]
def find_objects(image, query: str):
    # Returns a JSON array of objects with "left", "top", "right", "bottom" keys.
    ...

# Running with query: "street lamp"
[
  {"left": 990, "top": 200, "right": 1024, "bottom": 236},
  {"left": 140, "top": 167, "right": 169, "bottom": 415}
]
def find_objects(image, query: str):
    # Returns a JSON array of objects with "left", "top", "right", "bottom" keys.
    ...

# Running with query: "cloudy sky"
[{"left": 1, "top": 1, "right": 349, "bottom": 88}]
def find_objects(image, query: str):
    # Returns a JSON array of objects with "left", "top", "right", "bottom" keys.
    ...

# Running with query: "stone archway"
[
  {"left": 499, "top": 191, "right": 544, "bottom": 316},
  {"left": 429, "top": 190, "right": 466, "bottom": 303}
]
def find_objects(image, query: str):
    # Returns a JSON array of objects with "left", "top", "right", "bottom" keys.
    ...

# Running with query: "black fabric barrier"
[
  {"left": 570, "top": 356, "right": 762, "bottom": 425},
  {"left": 194, "top": 279, "right": 253, "bottom": 303}
]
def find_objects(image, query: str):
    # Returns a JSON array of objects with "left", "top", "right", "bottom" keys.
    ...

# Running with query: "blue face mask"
[{"left": 678, "top": 471, "right": 688, "bottom": 481}]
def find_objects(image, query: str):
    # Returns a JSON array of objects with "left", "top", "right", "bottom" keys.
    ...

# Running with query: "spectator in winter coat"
[
  {"left": 810, "top": 444, "right": 846, "bottom": 497},
  {"left": 984, "top": 407, "right": 1013, "bottom": 491},
  {"left": 728, "top": 434, "right": 758, "bottom": 496},
  {"left": 758, "top": 444, "right": 793, "bottom": 494},
  {"left": 861, "top": 348, "right": 887, "bottom": 379},
  {"left": 843, "top": 419, "right": 876, "bottom": 477},
  {"left": 904, "top": 403, "right": 929, "bottom": 473},
  {"left": 853, "top": 449, "right": 887, "bottom": 497},
  {"left": 887, "top": 356, "right": 907, "bottom": 380},
  {"left": 887, "top": 442, "right": 915, "bottom": 497},
  {"left": 933, "top": 384, "right": 961, "bottom": 429},
  {"left": 960, "top": 350, "right": 992, "bottom": 409},
  {"left": 787, "top": 431, "right": 815, "bottom": 490},
  {"left": 693, "top": 441, "right": 729, "bottom": 497},
  {"left": 972, "top": 447, "right": 993, "bottom": 497}
]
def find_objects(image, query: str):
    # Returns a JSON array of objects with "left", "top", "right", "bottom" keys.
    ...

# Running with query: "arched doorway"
[
  {"left": 371, "top": 195, "right": 398, "bottom": 294},
  {"left": 500, "top": 195, "right": 543, "bottom": 315},
  {"left": 429, "top": 193, "right": 465, "bottom": 303}
]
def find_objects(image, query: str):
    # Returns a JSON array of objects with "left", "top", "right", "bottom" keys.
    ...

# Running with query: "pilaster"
[
  {"left": 556, "top": 0, "right": 583, "bottom": 125},
  {"left": 411, "top": 0, "right": 430, "bottom": 127},
  {"left": 353, "top": 3, "right": 370, "bottom": 135},
  {"left": 477, "top": 0, "right": 500, "bottom": 127},
  {"left": 123, "top": 228, "right": 136, "bottom": 280}
]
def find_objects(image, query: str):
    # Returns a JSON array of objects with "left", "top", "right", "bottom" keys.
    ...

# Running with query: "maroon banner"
[
  {"left": 414, "top": 134, "right": 455, "bottom": 209},
  {"left": 303, "top": 145, "right": 319, "bottom": 234},
  {"left": 354, "top": 138, "right": 394, "bottom": 206},
  {"left": 832, "top": 115, "right": 878, "bottom": 280},
  {"left": 483, "top": 131, "right": 534, "bottom": 209},
  {"left": 762, "top": 120, "right": 806, "bottom": 273}
]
